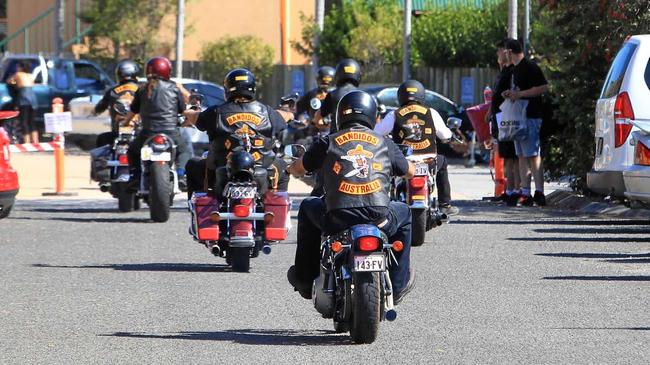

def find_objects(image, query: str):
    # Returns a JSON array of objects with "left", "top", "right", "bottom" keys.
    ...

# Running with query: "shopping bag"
[{"left": 497, "top": 99, "right": 529, "bottom": 141}]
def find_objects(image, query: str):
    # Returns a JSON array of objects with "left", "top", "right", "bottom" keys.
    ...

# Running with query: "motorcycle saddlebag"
[
  {"left": 89, "top": 145, "right": 111, "bottom": 182},
  {"left": 191, "top": 192, "right": 220, "bottom": 241},
  {"left": 264, "top": 191, "right": 290, "bottom": 241}
]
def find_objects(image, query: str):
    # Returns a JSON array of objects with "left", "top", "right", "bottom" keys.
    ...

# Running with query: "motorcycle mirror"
[
  {"left": 284, "top": 144, "right": 306, "bottom": 159},
  {"left": 310, "top": 97, "right": 322, "bottom": 111},
  {"left": 397, "top": 144, "right": 413, "bottom": 157},
  {"left": 446, "top": 117, "right": 463, "bottom": 130},
  {"left": 378, "top": 104, "right": 387, "bottom": 115}
]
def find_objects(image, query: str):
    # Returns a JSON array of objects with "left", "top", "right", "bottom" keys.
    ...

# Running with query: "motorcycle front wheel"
[
  {"left": 229, "top": 247, "right": 251, "bottom": 273},
  {"left": 350, "top": 272, "right": 381, "bottom": 344},
  {"left": 116, "top": 182, "right": 135, "bottom": 212},
  {"left": 149, "top": 163, "right": 171, "bottom": 222}
]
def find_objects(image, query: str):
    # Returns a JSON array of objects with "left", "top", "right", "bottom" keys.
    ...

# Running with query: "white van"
[{"left": 587, "top": 35, "right": 650, "bottom": 197}]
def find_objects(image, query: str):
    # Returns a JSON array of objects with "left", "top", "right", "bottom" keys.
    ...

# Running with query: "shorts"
[
  {"left": 497, "top": 140, "right": 517, "bottom": 159},
  {"left": 514, "top": 118, "right": 542, "bottom": 158}
]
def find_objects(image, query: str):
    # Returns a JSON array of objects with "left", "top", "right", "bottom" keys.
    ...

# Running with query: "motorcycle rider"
[
  {"left": 276, "top": 92, "right": 299, "bottom": 123},
  {"left": 183, "top": 68, "right": 289, "bottom": 199},
  {"left": 123, "top": 56, "right": 192, "bottom": 190},
  {"left": 94, "top": 59, "right": 140, "bottom": 147},
  {"left": 375, "top": 79, "right": 459, "bottom": 216},
  {"left": 313, "top": 59, "right": 361, "bottom": 134},
  {"left": 295, "top": 65, "right": 335, "bottom": 121},
  {"left": 286, "top": 90, "right": 416, "bottom": 304}
]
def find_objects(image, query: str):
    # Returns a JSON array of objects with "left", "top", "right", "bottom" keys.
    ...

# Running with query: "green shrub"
[{"left": 201, "top": 35, "right": 274, "bottom": 85}]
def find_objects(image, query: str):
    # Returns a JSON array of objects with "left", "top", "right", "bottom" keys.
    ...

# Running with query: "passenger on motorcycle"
[
  {"left": 183, "top": 68, "right": 290, "bottom": 199},
  {"left": 123, "top": 56, "right": 192, "bottom": 190},
  {"left": 296, "top": 65, "right": 335, "bottom": 121},
  {"left": 313, "top": 59, "right": 361, "bottom": 134},
  {"left": 94, "top": 59, "right": 140, "bottom": 147},
  {"left": 286, "top": 90, "right": 417, "bottom": 304},
  {"left": 374, "top": 79, "right": 459, "bottom": 216}
]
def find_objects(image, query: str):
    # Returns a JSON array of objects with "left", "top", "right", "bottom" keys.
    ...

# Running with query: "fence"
[{"left": 174, "top": 60, "right": 498, "bottom": 108}]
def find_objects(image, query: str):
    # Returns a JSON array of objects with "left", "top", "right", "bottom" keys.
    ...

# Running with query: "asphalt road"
[{"left": 1, "top": 192, "right": 649, "bottom": 363}]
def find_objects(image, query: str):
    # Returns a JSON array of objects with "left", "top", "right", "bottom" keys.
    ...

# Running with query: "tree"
[
  {"left": 200, "top": 35, "right": 274, "bottom": 87},
  {"left": 533, "top": 0, "right": 650, "bottom": 182},
  {"left": 81, "top": 0, "right": 177, "bottom": 63}
]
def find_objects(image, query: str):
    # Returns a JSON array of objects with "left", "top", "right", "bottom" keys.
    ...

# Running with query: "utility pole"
[
  {"left": 523, "top": 0, "right": 530, "bottom": 54},
  {"left": 402, "top": 0, "right": 412, "bottom": 81},
  {"left": 313, "top": 0, "right": 325, "bottom": 70},
  {"left": 175, "top": 0, "right": 185, "bottom": 79},
  {"left": 508, "top": 0, "right": 517, "bottom": 39},
  {"left": 54, "top": 0, "right": 65, "bottom": 56}
]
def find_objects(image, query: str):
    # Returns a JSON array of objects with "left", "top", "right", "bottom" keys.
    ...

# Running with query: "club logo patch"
[
  {"left": 404, "top": 139, "right": 431, "bottom": 150},
  {"left": 225, "top": 113, "right": 262, "bottom": 126},
  {"left": 338, "top": 179, "right": 382, "bottom": 195},
  {"left": 341, "top": 144, "right": 374, "bottom": 178},
  {"left": 397, "top": 104, "right": 428, "bottom": 116},
  {"left": 334, "top": 131, "right": 379, "bottom": 146}
]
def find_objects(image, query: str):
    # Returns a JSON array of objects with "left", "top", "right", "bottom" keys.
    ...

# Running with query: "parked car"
[
  {"left": 0, "top": 54, "right": 114, "bottom": 130},
  {"left": 587, "top": 35, "right": 650, "bottom": 197},
  {"left": 623, "top": 118, "right": 650, "bottom": 206},
  {"left": 0, "top": 111, "right": 19, "bottom": 219}
]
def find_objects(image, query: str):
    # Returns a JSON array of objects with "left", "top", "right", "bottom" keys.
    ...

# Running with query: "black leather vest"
[
  {"left": 108, "top": 81, "right": 138, "bottom": 133},
  {"left": 393, "top": 103, "right": 437, "bottom": 155},
  {"left": 139, "top": 79, "right": 181, "bottom": 132},
  {"left": 208, "top": 100, "right": 275, "bottom": 169},
  {"left": 323, "top": 127, "right": 391, "bottom": 212}
]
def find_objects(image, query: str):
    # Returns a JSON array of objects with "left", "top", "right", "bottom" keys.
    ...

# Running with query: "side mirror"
[
  {"left": 310, "top": 97, "right": 321, "bottom": 111},
  {"left": 284, "top": 144, "right": 306, "bottom": 159},
  {"left": 378, "top": 104, "right": 387, "bottom": 115},
  {"left": 397, "top": 144, "right": 413, "bottom": 157},
  {"left": 446, "top": 117, "right": 462, "bottom": 130}
]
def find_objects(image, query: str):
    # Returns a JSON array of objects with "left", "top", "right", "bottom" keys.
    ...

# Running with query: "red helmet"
[{"left": 145, "top": 57, "right": 171, "bottom": 80}]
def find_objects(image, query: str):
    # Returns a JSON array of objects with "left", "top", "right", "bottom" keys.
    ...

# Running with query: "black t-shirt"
[
  {"left": 490, "top": 65, "right": 514, "bottom": 137},
  {"left": 296, "top": 88, "right": 319, "bottom": 116},
  {"left": 512, "top": 58, "right": 547, "bottom": 119},
  {"left": 196, "top": 101, "right": 286, "bottom": 139}
]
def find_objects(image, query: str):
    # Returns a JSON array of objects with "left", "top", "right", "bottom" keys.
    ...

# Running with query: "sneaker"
[
  {"left": 506, "top": 193, "right": 519, "bottom": 207},
  {"left": 439, "top": 203, "right": 459, "bottom": 216},
  {"left": 394, "top": 270, "right": 416, "bottom": 305},
  {"left": 287, "top": 265, "right": 312, "bottom": 300},
  {"left": 519, "top": 194, "right": 534, "bottom": 206},
  {"left": 534, "top": 191, "right": 546, "bottom": 206}
]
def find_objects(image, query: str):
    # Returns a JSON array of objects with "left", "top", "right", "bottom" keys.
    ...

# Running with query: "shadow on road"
[
  {"left": 452, "top": 219, "right": 649, "bottom": 226},
  {"left": 509, "top": 236, "right": 650, "bottom": 243},
  {"left": 534, "top": 227, "right": 650, "bottom": 235},
  {"left": 10, "top": 216, "right": 152, "bottom": 223},
  {"left": 543, "top": 275, "right": 650, "bottom": 281},
  {"left": 554, "top": 327, "right": 650, "bottom": 331},
  {"left": 536, "top": 252, "right": 650, "bottom": 259},
  {"left": 100, "top": 328, "right": 350, "bottom": 346},
  {"left": 32, "top": 262, "right": 231, "bottom": 272}
]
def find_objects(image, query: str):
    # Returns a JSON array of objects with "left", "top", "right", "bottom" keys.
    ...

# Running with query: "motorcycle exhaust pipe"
[
  {"left": 385, "top": 309, "right": 397, "bottom": 322},
  {"left": 262, "top": 245, "right": 272, "bottom": 255},
  {"left": 99, "top": 184, "right": 110, "bottom": 192},
  {"left": 210, "top": 246, "right": 221, "bottom": 257}
]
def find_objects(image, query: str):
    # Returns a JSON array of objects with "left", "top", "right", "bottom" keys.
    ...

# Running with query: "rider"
[
  {"left": 183, "top": 68, "right": 289, "bottom": 199},
  {"left": 313, "top": 59, "right": 361, "bottom": 134},
  {"left": 94, "top": 59, "right": 140, "bottom": 147},
  {"left": 276, "top": 92, "right": 299, "bottom": 123},
  {"left": 287, "top": 90, "right": 416, "bottom": 304},
  {"left": 296, "top": 65, "right": 335, "bottom": 121},
  {"left": 123, "top": 56, "right": 192, "bottom": 190},
  {"left": 375, "top": 79, "right": 459, "bottom": 216}
]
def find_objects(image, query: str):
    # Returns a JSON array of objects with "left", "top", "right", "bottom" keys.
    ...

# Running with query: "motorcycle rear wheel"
[
  {"left": 350, "top": 272, "right": 381, "bottom": 344},
  {"left": 411, "top": 209, "right": 427, "bottom": 246},
  {"left": 230, "top": 247, "right": 251, "bottom": 273},
  {"left": 116, "top": 183, "right": 135, "bottom": 212},
  {"left": 149, "top": 163, "right": 171, "bottom": 222}
]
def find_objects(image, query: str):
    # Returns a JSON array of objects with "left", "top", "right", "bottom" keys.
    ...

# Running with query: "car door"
[{"left": 73, "top": 61, "right": 112, "bottom": 96}]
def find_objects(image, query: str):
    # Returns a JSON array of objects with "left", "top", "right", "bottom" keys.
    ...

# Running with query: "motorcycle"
[
  {"left": 90, "top": 100, "right": 140, "bottom": 212},
  {"left": 188, "top": 133, "right": 290, "bottom": 272},
  {"left": 138, "top": 130, "right": 179, "bottom": 222},
  {"left": 284, "top": 144, "right": 404, "bottom": 344}
]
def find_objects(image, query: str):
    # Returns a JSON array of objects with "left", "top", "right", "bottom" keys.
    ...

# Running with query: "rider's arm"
[
  {"left": 387, "top": 138, "right": 416, "bottom": 179},
  {"left": 287, "top": 136, "right": 328, "bottom": 177},
  {"left": 93, "top": 89, "right": 111, "bottom": 115},
  {"left": 431, "top": 108, "right": 452, "bottom": 141},
  {"left": 176, "top": 82, "right": 191, "bottom": 104},
  {"left": 374, "top": 110, "right": 395, "bottom": 136}
]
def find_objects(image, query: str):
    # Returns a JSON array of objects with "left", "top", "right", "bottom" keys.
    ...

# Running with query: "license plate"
[
  {"left": 150, "top": 152, "right": 171, "bottom": 161},
  {"left": 353, "top": 254, "right": 385, "bottom": 272},
  {"left": 415, "top": 162, "right": 429, "bottom": 176},
  {"left": 228, "top": 186, "right": 257, "bottom": 199}
]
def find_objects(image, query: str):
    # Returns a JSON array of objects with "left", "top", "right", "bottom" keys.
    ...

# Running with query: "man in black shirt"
[
  {"left": 502, "top": 39, "right": 549, "bottom": 206},
  {"left": 295, "top": 66, "right": 335, "bottom": 120},
  {"left": 286, "top": 90, "right": 416, "bottom": 305}
]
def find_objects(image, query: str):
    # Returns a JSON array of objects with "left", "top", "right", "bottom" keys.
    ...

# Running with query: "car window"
[
  {"left": 1, "top": 59, "right": 43, "bottom": 83},
  {"left": 74, "top": 63, "right": 103, "bottom": 90},
  {"left": 424, "top": 91, "right": 456, "bottom": 116},
  {"left": 601, "top": 42, "right": 638, "bottom": 99},
  {"left": 376, "top": 88, "right": 400, "bottom": 108},
  {"left": 48, "top": 61, "right": 73, "bottom": 90},
  {"left": 183, "top": 82, "right": 225, "bottom": 107}
]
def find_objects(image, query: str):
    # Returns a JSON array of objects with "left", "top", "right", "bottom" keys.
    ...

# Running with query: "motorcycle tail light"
[
  {"left": 614, "top": 92, "right": 635, "bottom": 148},
  {"left": 392, "top": 240, "right": 404, "bottom": 252},
  {"left": 152, "top": 135, "right": 167, "bottom": 145},
  {"left": 358, "top": 236, "right": 380, "bottom": 251},
  {"left": 118, "top": 154, "right": 129, "bottom": 165},
  {"left": 635, "top": 140, "right": 650, "bottom": 166},
  {"left": 410, "top": 176, "right": 426, "bottom": 189},
  {"left": 331, "top": 241, "right": 343, "bottom": 253},
  {"left": 233, "top": 204, "right": 250, "bottom": 217}
]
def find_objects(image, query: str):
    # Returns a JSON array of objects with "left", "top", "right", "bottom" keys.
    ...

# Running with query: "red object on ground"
[
  {"left": 0, "top": 120, "right": 19, "bottom": 218},
  {"left": 466, "top": 102, "right": 492, "bottom": 144},
  {"left": 492, "top": 147, "right": 506, "bottom": 197}
]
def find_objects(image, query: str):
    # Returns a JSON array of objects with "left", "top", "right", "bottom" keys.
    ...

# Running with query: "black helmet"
[
  {"left": 227, "top": 150, "right": 255, "bottom": 181},
  {"left": 316, "top": 66, "right": 335, "bottom": 89},
  {"left": 279, "top": 92, "right": 299, "bottom": 108},
  {"left": 397, "top": 79, "right": 426, "bottom": 106},
  {"left": 335, "top": 59, "right": 361, "bottom": 87},
  {"left": 336, "top": 90, "right": 377, "bottom": 130},
  {"left": 224, "top": 68, "right": 256, "bottom": 101},
  {"left": 115, "top": 60, "right": 139, "bottom": 82}
]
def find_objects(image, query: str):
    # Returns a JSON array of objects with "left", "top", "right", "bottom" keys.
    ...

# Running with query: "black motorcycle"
[{"left": 138, "top": 132, "right": 178, "bottom": 222}]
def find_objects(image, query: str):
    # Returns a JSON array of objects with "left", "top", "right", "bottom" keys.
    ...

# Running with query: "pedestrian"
[
  {"left": 501, "top": 38, "right": 549, "bottom": 206},
  {"left": 7, "top": 61, "right": 39, "bottom": 143}
]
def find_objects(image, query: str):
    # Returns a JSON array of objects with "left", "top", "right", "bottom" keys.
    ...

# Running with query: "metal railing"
[{"left": 0, "top": 6, "right": 56, "bottom": 53}]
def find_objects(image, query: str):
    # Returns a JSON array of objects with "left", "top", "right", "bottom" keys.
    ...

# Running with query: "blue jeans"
[{"left": 294, "top": 197, "right": 412, "bottom": 294}]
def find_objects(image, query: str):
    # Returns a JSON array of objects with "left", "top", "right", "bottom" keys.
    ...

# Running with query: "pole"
[
  {"left": 175, "top": 0, "right": 185, "bottom": 79},
  {"left": 402, "top": 0, "right": 412, "bottom": 81},
  {"left": 523, "top": 0, "right": 530, "bottom": 55},
  {"left": 313, "top": 0, "right": 325, "bottom": 68},
  {"left": 280, "top": 0, "right": 290, "bottom": 65},
  {"left": 508, "top": 0, "right": 517, "bottom": 39},
  {"left": 54, "top": 0, "right": 65, "bottom": 56}
]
